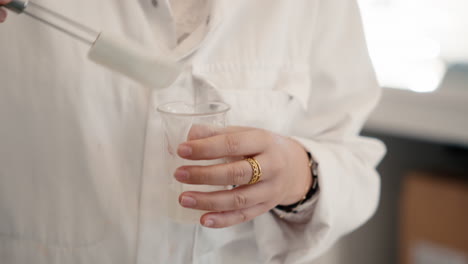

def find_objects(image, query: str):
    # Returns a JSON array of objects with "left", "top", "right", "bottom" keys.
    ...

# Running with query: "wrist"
[
  {"left": 279, "top": 170, "right": 312, "bottom": 206},
  {"left": 276, "top": 151, "right": 319, "bottom": 213},
  {"left": 278, "top": 141, "right": 313, "bottom": 205}
]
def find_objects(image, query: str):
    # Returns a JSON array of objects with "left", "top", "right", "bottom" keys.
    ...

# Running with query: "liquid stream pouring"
[{"left": 1, "top": 0, "right": 183, "bottom": 89}]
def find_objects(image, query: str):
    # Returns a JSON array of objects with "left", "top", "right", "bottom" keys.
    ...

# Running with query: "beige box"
[{"left": 400, "top": 172, "right": 468, "bottom": 264}]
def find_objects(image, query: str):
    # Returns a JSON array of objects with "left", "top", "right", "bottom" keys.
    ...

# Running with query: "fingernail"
[
  {"left": 174, "top": 169, "right": 189, "bottom": 181},
  {"left": 180, "top": 196, "right": 196, "bottom": 207},
  {"left": 177, "top": 144, "right": 192, "bottom": 157},
  {"left": 203, "top": 219, "right": 214, "bottom": 227}
]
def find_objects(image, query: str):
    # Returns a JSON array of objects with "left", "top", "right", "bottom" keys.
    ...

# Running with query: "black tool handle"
[{"left": 1, "top": 0, "right": 28, "bottom": 14}]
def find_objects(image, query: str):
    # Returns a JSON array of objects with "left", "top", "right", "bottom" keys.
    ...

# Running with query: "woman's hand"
[
  {"left": 175, "top": 126, "right": 313, "bottom": 228},
  {"left": 0, "top": 0, "right": 12, "bottom": 23}
]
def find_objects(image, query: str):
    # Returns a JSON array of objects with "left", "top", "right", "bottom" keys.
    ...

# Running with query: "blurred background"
[{"left": 315, "top": 0, "right": 468, "bottom": 263}]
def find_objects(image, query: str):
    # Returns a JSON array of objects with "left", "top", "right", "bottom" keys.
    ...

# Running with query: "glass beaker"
[{"left": 157, "top": 101, "right": 231, "bottom": 224}]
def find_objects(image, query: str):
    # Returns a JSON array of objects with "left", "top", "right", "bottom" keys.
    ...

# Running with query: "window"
[{"left": 358, "top": 0, "right": 468, "bottom": 92}]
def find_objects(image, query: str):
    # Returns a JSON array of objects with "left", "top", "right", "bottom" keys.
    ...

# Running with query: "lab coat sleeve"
[{"left": 252, "top": 0, "right": 387, "bottom": 263}]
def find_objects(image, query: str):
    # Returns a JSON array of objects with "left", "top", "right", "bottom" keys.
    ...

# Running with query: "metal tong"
[{"left": 1, "top": 0, "right": 98, "bottom": 45}]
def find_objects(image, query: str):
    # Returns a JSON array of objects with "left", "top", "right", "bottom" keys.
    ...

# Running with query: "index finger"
[
  {"left": 0, "top": 8, "right": 7, "bottom": 23},
  {"left": 187, "top": 125, "right": 252, "bottom": 141},
  {"left": 178, "top": 129, "right": 272, "bottom": 160},
  {"left": 0, "top": 0, "right": 11, "bottom": 22}
]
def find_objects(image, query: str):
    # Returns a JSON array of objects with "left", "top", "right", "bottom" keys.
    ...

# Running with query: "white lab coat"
[{"left": 0, "top": 0, "right": 386, "bottom": 263}]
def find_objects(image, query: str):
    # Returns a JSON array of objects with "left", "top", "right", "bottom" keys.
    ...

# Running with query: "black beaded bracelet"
[{"left": 275, "top": 152, "right": 319, "bottom": 213}]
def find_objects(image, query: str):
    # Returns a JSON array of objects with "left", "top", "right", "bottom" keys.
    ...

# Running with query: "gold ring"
[{"left": 245, "top": 157, "right": 262, "bottom": 184}]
